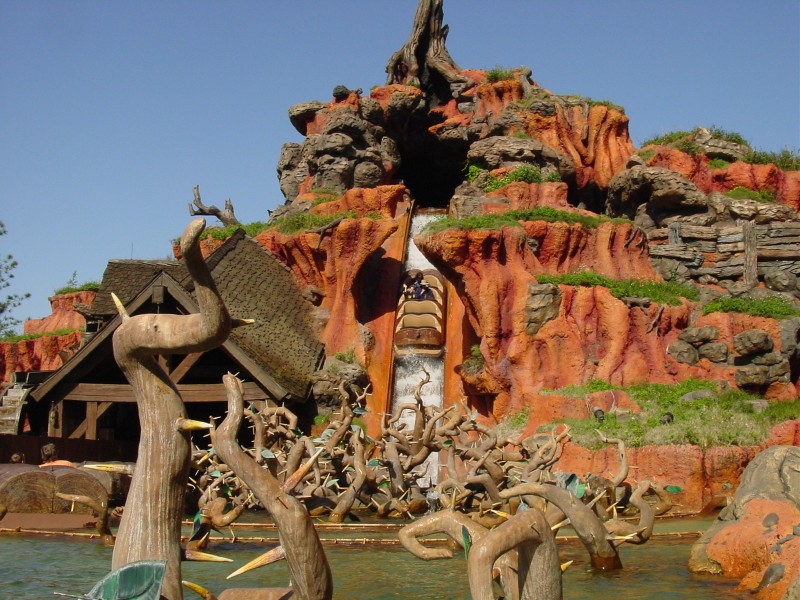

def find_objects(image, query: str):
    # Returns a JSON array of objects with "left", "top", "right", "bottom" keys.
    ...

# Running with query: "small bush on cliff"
[
  {"left": 334, "top": 348, "right": 356, "bottom": 364},
  {"left": 743, "top": 148, "right": 800, "bottom": 171},
  {"left": 271, "top": 211, "right": 356, "bottom": 235},
  {"left": 508, "top": 207, "right": 630, "bottom": 229},
  {"left": 54, "top": 272, "right": 100, "bottom": 295},
  {"left": 725, "top": 186, "right": 775, "bottom": 202},
  {"left": 702, "top": 296, "right": 800, "bottom": 319},
  {"left": 641, "top": 130, "right": 694, "bottom": 147},
  {"left": 707, "top": 126, "right": 749, "bottom": 146},
  {"left": 311, "top": 188, "right": 340, "bottom": 206},
  {"left": 535, "top": 272, "right": 699, "bottom": 306},
  {"left": 203, "top": 221, "right": 269, "bottom": 240},
  {"left": 461, "top": 344, "right": 486, "bottom": 376},
  {"left": 585, "top": 98, "right": 625, "bottom": 114},
  {"left": 466, "top": 163, "right": 484, "bottom": 183},
  {"left": 1, "top": 328, "right": 79, "bottom": 343},
  {"left": 483, "top": 165, "right": 561, "bottom": 192},
  {"left": 506, "top": 407, "right": 530, "bottom": 429},
  {"left": 485, "top": 65, "right": 515, "bottom": 83},
  {"left": 708, "top": 158, "right": 731, "bottom": 170},
  {"left": 422, "top": 214, "right": 522, "bottom": 235}
]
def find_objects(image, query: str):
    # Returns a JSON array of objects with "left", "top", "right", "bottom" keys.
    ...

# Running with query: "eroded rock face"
[
  {"left": 605, "top": 165, "right": 708, "bottom": 224},
  {"left": 23, "top": 291, "right": 95, "bottom": 335},
  {"left": 1, "top": 291, "right": 94, "bottom": 384},
  {"left": 643, "top": 146, "right": 800, "bottom": 211},
  {"left": 255, "top": 214, "right": 397, "bottom": 360},
  {"left": 277, "top": 89, "right": 402, "bottom": 201},
  {"left": 689, "top": 445, "right": 800, "bottom": 598},
  {"left": 1, "top": 330, "right": 84, "bottom": 384}
]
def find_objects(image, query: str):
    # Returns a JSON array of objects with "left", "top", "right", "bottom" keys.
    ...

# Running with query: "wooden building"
[{"left": 29, "top": 230, "right": 325, "bottom": 446}]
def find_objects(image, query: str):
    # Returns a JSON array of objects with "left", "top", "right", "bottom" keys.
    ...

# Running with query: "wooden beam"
[
  {"left": 168, "top": 352, "right": 203, "bottom": 383},
  {"left": 63, "top": 382, "right": 269, "bottom": 403},
  {"left": 69, "top": 401, "right": 113, "bottom": 439}
]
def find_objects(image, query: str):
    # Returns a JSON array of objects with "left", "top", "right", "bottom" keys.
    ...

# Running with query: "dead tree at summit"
[
  {"left": 188, "top": 185, "right": 241, "bottom": 227},
  {"left": 385, "top": 0, "right": 474, "bottom": 103}
]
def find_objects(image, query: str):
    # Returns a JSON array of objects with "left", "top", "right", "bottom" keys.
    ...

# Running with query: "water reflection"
[{"left": 0, "top": 532, "right": 746, "bottom": 599}]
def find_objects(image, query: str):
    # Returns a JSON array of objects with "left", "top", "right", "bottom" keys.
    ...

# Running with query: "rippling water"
[{"left": 0, "top": 528, "right": 746, "bottom": 599}]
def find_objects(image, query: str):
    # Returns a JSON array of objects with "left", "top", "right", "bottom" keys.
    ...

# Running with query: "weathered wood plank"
[
  {"left": 677, "top": 224, "right": 718, "bottom": 240},
  {"left": 718, "top": 242, "right": 744, "bottom": 253},
  {"left": 743, "top": 221, "right": 758, "bottom": 287},
  {"left": 648, "top": 244, "right": 701, "bottom": 261},
  {"left": 767, "top": 223, "right": 800, "bottom": 237},
  {"left": 757, "top": 249, "right": 800, "bottom": 260},
  {"left": 685, "top": 241, "right": 717, "bottom": 253},
  {"left": 757, "top": 236, "right": 800, "bottom": 247},
  {"left": 694, "top": 265, "right": 745, "bottom": 278},
  {"left": 63, "top": 382, "right": 269, "bottom": 403}
]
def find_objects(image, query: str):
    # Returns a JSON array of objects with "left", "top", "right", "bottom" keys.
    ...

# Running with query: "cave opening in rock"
[{"left": 396, "top": 132, "right": 467, "bottom": 208}]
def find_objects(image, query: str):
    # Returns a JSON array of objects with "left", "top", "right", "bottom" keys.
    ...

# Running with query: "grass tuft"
[
  {"left": 702, "top": 296, "right": 800, "bottom": 319},
  {"left": 270, "top": 211, "right": 356, "bottom": 234},
  {"left": 725, "top": 186, "right": 775, "bottom": 203},
  {"left": 1, "top": 328, "right": 79, "bottom": 343},
  {"left": 539, "top": 378, "right": 799, "bottom": 449},
  {"left": 535, "top": 272, "right": 698, "bottom": 306},
  {"left": 485, "top": 65, "right": 515, "bottom": 83}
]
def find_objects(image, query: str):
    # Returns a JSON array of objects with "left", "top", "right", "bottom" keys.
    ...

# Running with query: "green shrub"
[
  {"left": 1, "top": 328, "right": 79, "bottom": 343},
  {"left": 506, "top": 407, "right": 530, "bottom": 429},
  {"left": 743, "top": 148, "right": 800, "bottom": 171},
  {"left": 466, "top": 163, "right": 484, "bottom": 183},
  {"left": 636, "top": 148, "right": 656, "bottom": 163},
  {"left": 334, "top": 348, "right": 356, "bottom": 364},
  {"left": 486, "top": 65, "right": 515, "bottom": 83},
  {"left": 707, "top": 126, "right": 749, "bottom": 146},
  {"left": 536, "top": 272, "right": 698, "bottom": 306},
  {"left": 483, "top": 165, "right": 557, "bottom": 192},
  {"left": 271, "top": 211, "right": 356, "bottom": 234},
  {"left": 311, "top": 188, "right": 339, "bottom": 206},
  {"left": 461, "top": 344, "right": 486, "bottom": 376},
  {"left": 702, "top": 296, "right": 800, "bottom": 319},
  {"left": 203, "top": 221, "right": 270, "bottom": 240},
  {"left": 641, "top": 130, "right": 694, "bottom": 147},
  {"left": 511, "top": 131, "right": 531, "bottom": 139},
  {"left": 725, "top": 186, "right": 775, "bottom": 202},
  {"left": 585, "top": 98, "right": 625, "bottom": 114},
  {"left": 507, "top": 207, "right": 630, "bottom": 229},
  {"left": 54, "top": 281, "right": 100, "bottom": 295},
  {"left": 708, "top": 158, "right": 731, "bottom": 170},
  {"left": 540, "top": 378, "right": 795, "bottom": 449},
  {"left": 674, "top": 139, "right": 701, "bottom": 156},
  {"left": 642, "top": 127, "right": 748, "bottom": 151},
  {"left": 422, "top": 214, "right": 523, "bottom": 235}
]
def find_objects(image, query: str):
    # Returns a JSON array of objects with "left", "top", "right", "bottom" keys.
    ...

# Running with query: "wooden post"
[
  {"left": 85, "top": 402, "right": 98, "bottom": 440},
  {"left": 743, "top": 221, "right": 758, "bottom": 287},
  {"left": 668, "top": 222, "right": 682, "bottom": 245}
]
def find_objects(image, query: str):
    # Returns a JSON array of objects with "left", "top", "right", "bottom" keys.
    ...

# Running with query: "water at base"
[{"left": 0, "top": 530, "right": 747, "bottom": 599}]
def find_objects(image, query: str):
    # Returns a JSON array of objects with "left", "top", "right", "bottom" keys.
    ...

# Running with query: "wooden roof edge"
[
  {"left": 31, "top": 272, "right": 198, "bottom": 402},
  {"left": 32, "top": 268, "right": 297, "bottom": 405}
]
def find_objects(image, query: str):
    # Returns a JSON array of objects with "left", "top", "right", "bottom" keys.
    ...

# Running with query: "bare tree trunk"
[
  {"left": 501, "top": 483, "right": 622, "bottom": 570},
  {"left": 188, "top": 185, "right": 240, "bottom": 227},
  {"left": 385, "top": 0, "right": 472, "bottom": 99},
  {"left": 213, "top": 374, "right": 333, "bottom": 600},
  {"left": 111, "top": 218, "right": 232, "bottom": 600},
  {"left": 468, "top": 508, "right": 562, "bottom": 600}
]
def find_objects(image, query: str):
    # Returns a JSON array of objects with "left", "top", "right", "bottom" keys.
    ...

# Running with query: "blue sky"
[{"left": 1, "top": 1, "right": 798, "bottom": 329}]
